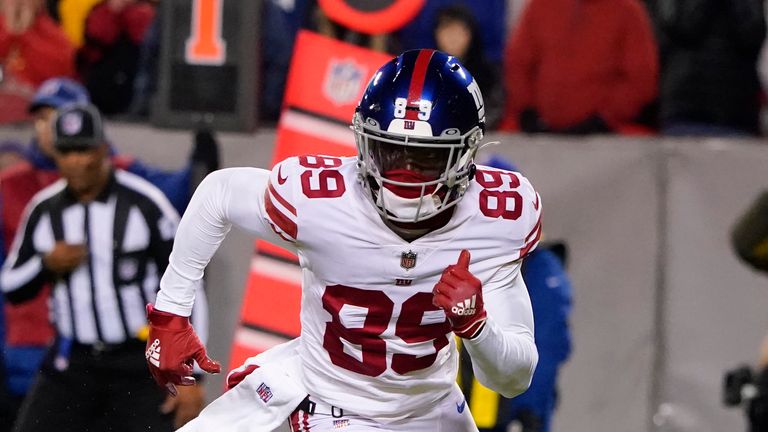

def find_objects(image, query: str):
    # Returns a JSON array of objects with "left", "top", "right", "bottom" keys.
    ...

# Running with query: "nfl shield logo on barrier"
[
  {"left": 323, "top": 59, "right": 366, "bottom": 105},
  {"left": 400, "top": 250, "right": 417, "bottom": 269}
]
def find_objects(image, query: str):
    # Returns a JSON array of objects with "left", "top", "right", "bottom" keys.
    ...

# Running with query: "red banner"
[{"left": 271, "top": 31, "right": 391, "bottom": 165}]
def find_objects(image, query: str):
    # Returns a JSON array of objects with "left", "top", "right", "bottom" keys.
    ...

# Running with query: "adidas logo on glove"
[
  {"left": 145, "top": 338, "right": 161, "bottom": 367},
  {"left": 451, "top": 295, "right": 477, "bottom": 316}
]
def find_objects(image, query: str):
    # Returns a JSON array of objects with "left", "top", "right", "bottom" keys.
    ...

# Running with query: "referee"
[{"left": 1, "top": 103, "right": 209, "bottom": 431}]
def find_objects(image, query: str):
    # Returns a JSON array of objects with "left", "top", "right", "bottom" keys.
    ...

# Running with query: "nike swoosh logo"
[
  {"left": 277, "top": 166, "right": 288, "bottom": 185},
  {"left": 456, "top": 400, "right": 466, "bottom": 413}
]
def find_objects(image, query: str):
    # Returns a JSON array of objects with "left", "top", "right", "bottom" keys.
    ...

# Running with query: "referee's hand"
[{"left": 43, "top": 242, "right": 87, "bottom": 274}]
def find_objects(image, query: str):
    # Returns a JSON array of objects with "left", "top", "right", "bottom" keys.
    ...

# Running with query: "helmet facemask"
[{"left": 354, "top": 112, "right": 481, "bottom": 223}]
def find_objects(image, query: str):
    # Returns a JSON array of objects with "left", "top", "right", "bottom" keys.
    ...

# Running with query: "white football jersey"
[{"left": 261, "top": 155, "right": 541, "bottom": 421}]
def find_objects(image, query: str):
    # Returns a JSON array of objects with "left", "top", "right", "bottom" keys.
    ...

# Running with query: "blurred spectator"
[
  {"left": 433, "top": 5, "right": 503, "bottom": 129},
  {"left": 506, "top": 242, "right": 572, "bottom": 432},
  {"left": 56, "top": 0, "right": 102, "bottom": 46},
  {"left": 0, "top": 0, "right": 75, "bottom": 123},
  {"left": 0, "top": 313, "right": 7, "bottom": 432},
  {"left": 0, "top": 141, "right": 25, "bottom": 171},
  {"left": 0, "top": 80, "right": 90, "bottom": 429},
  {"left": 3, "top": 103, "right": 208, "bottom": 431},
  {"left": 77, "top": 0, "right": 156, "bottom": 114},
  {"left": 506, "top": 0, "right": 528, "bottom": 33},
  {"left": 501, "top": 0, "right": 659, "bottom": 134},
  {"left": 0, "top": 140, "right": 23, "bottom": 431},
  {"left": 655, "top": 0, "right": 766, "bottom": 136},
  {"left": 259, "top": 0, "right": 309, "bottom": 123},
  {"left": 398, "top": 0, "right": 506, "bottom": 63},
  {"left": 0, "top": 77, "right": 219, "bottom": 430},
  {"left": 128, "top": 6, "right": 158, "bottom": 117}
]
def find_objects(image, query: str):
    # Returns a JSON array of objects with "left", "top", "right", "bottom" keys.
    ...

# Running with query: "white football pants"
[{"left": 276, "top": 384, "right": 478, "bottom": 432}]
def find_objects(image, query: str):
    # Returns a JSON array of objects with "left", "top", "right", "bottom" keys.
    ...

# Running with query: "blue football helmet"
[{"left": 353, "top": 49, "right": 486, "bottom": 223}]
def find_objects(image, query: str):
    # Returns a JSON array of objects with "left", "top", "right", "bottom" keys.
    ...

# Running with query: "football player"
[{"left": 145, "top": 49, "right": 541, "bottom": 431}]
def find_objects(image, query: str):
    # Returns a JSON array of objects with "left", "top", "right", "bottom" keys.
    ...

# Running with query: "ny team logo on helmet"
[{"left": 353, "top": 49, "right": 486, "bottom": 223}]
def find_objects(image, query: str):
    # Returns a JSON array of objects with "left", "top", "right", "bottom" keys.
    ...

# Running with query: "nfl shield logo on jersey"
[
  {"left": 400, "top": 250, "right": 417, "bottom": 269},
  {"left": 256, "top": 382, "right": 273, "bottom": 403},
  {"left": 323, "top": 58, "right": 366, "bottom": 105}
]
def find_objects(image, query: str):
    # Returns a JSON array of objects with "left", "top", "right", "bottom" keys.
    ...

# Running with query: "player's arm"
[
  {"left": 463, "top": 261, "right": 537, "bottom": 398},
  {"left": 433, "top": 173, "right": 541, "bottom": 397},
  {"left": 458, "top": 175, "right": 541, "bottom": 397},
  {"left": 139, "top": 189, "right": 211, "bottom": 422},
  {"left": 154, "top": 166, "right": 296, "bottom": 316},
  {"left": 433, "top": 251, "right": 537, "bottom": 398},
  {"left": 147, "top": 165, "right": 298, "bottom": 394}
]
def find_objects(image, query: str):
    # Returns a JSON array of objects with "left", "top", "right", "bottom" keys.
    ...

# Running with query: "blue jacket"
[{"left": 506, "top": 245, "right": 573, "bottom": 431}]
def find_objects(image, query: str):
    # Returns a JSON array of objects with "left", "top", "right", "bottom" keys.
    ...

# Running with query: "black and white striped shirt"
[{"left": 1, "top": 169, "right": 207, "bottom": 345}]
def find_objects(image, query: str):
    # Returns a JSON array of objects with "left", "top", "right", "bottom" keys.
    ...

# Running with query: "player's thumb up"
[
  {"left": 194, "top": 349, "right": 222, "bottom": 374},
  {"left": 456, "top": 249, "right": 471, "bottom": 270}
]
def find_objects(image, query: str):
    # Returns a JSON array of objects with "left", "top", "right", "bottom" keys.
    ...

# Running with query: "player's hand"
[
  {"left": 432, "top": 250, "right": 487, "bottom": 339},
  {"left": 43, "top": 242, "right": 87, "bottom": 274},
  {"left": 160, "top": 384, "right": 205, "bottom": 428},
  {"left": 145, "top": 304, "right": 221, "bottom": 396}
]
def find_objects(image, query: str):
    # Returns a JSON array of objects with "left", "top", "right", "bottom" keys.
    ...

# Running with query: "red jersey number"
[
  {"left": 475, "top": 169, "right": 523, "bottom": 221},
  {"left": 391, "top": 292, "right": 450, "bottom": 374},
  {"left": 322, "top": 285, "right": 451, "bottom": 376},
  {"left": 299, "top": 155, "right": 346, "bottom": 199},
  {"left": 322, "top": 286, "right": 392, "bottom": 377}
]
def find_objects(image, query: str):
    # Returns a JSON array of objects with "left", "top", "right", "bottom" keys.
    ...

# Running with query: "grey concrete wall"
[
  {"left": 659, "top": 140, "right": 768, "bottom": 432},
  {"left": 484, "top": 136, "right": 661, "bottom": 432}
]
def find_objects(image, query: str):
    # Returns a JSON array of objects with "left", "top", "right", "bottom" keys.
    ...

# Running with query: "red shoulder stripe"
[
  {"left": 269, "top": 182, "right": 296, "bottom": 215},
  {"left": 520, "top": 220, "right": 542, "bottom": 259},
  {"left": 525, "top": 215, "right": 542, "bottom": 244},
  {"left": 264, "top": 189, "right": 297, "bottom": 240}
]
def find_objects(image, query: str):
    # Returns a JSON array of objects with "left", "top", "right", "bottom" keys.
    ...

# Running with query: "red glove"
[
  {"left": 145, "top": 304, "right": 221, "bottom": 396},
  {"left": 432, "top": 250, "right": 487, "bottom": 339}
]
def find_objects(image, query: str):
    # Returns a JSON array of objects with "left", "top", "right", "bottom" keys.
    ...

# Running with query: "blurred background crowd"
[
  {"left": 0, "top": 0, "right": 767, "bottom": 432},
  {"left": 0, "top": 0, "right": 766, "bottom": 136}
]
